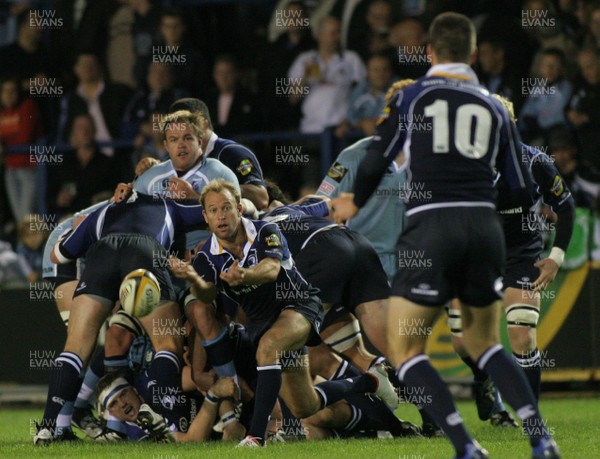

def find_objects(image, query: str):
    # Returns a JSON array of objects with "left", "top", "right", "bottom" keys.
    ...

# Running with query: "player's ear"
[{"left": 469, "top": 48, "right": 478, "bottom": 66}]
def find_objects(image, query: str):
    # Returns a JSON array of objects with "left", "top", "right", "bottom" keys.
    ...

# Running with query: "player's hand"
[
  {"left": 168, "top": 177, "right": 199, "bottom": 201},
  {"left": 211, "top": 377, "right": 238, "bottom": 399},
  {"left": 135, "top": 157, "right": 159, "bottom": 177},
  {"left": 331, "top": 193, "right": 359, "bottom": 223},
  {"left": 168, "top": 256, "right": 197, "bottom": 281},
  {"left": 113, "top": 182, "right": 132, "bottom": 203},
  {"left": 220, "top": 260, "right": 245, "bottom": 286},
  {"left": 532, "top": 258, "right": 559, "bottom": 291}
]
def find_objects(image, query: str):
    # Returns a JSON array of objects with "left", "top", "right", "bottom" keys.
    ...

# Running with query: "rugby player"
[
  {"left": 448, "top": 96, "right": 575, "bottom": 423},
  {"left": 169, "top": 179, "right": 396, "bottom": 447},
  {"left": 168, "top": 98, "right": 269, "bottom": 210},
  {"left": 332, "top": 12, "right": 560, "bottom": 459},
  {"left": 34, "top": 192, "right": 206, "bottom": 445}
]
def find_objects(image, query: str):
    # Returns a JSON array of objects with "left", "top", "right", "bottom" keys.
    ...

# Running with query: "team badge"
[
  {"left": 326, "top": 162, "right": 348, "bottom": 183},
  {"left": 265, "top": 234, "right": 281, "bottom": 247},
  {"left": 551, "top": 175, "right": 564, "bottom": 196},
  {"left": 376, "top": 106, "right": 390, "bottom": 126},
  {"left": 237, "top": 159, "right": 253, "bottom": 176}
]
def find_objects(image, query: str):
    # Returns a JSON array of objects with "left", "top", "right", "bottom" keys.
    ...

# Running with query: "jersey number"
[{"left": 424, "top": 100, "right": 492, "bottom": 159}]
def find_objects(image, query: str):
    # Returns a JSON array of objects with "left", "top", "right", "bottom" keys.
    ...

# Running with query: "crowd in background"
[{"left": 1, "top": 0, "right": 600, "bottom": 283}]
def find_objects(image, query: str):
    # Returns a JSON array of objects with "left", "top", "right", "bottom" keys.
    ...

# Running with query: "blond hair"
[
  {"left": 200, "top": 179, "right": 241, "bottom": 207},
  {"left": 384, "top": 79, "right": 416, "bottom": 104},
  {"left": 160, "top": 110, "right": 206, "bottom": 141},
  {"left": 492, "top": 94, "right": 516, "bottom": 123}
]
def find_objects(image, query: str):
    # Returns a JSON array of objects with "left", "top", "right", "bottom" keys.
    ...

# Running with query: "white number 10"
[{"left": 424, "top": 99, "right": 492, "bottom": 159}]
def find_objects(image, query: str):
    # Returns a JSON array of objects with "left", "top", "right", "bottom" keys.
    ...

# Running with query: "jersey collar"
[
  {"left": 204, "top": 132, "right": 219, "bottom": 157},
  {"left": 426, "top": 63, "right": 479, "bottom": 83},
  {"left": 209, "top": 217, "right": 257, "bottom": 257}
]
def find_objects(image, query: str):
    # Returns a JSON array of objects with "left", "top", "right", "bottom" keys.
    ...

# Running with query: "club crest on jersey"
[
  {"left": 551, "top": 176, "right": 564, "bottom": 196},
  {"left": 327, "top": 162, "right": 348, "bottom": 183},
  {"left": 237, "top": 159, "right": 253, "bottom": 176},
  {"left": 376, "top": 106, "right": 390, "bottom": 126},
  {"left": 265, "top": 234, "right": 281, "bottom": 247}
]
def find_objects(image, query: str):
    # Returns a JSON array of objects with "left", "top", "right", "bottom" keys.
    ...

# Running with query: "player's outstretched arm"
[
  {"left": 169, "top": 256, "right": 217, "bottom": 303},
  {"left": 220, "top": 257, "right": 280, "bottom": 287}
]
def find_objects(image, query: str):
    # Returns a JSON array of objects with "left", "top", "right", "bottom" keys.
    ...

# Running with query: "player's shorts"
[
  {"left": 245, "top": 295, "right": 324, "bottom": 347},
  {"left": 73, "top": 233, "right": 176, "bottom": 304},
  {"left": 295, "top": 228, "right": 390, "bottom": 312},
  {"left": 392, "top": 207, "right": 505, "bottom": 307},
  {"left": 321, "top": 303, "right": 350, "bottom": 330},
  {"left": 503, "top": 255, "right": 541, "bottom": 291},
  {"left": 43, "top": 259, "right": 82, "bottom": 287}
]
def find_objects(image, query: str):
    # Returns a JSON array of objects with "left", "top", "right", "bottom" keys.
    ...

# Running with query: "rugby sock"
[
  {"left": 491, "top": 391, "right": 507, "bottom": 415},
  {"left": 146, "top": 351, "right": 182, "bottom": 418},
  {"left": 202, "top": 326, "right": 238, "bottom": 381},
  {"left": 478, "top": 345, "right": 548, "bottom": 446},
  {"left": 369, "top": 356, "right": 386, "bottom": 368},
  {"left": 277, "top": 397, "right": 304, "bottom": 436},
  {"left": 248, "top": 364, "right": 282, "bottom": 442},
  {"left": 42, "top": 352, "right": 83, "bottom": 435},
  {"left": 106, "top": 414, "right": 128, "bottom": 435},
  {"left": 74, "top": 347, "right": 105, "bottom": 409},
  {"left": 461, "top": 355, "right": 488, "bottom": 383},
  {"left": 104, "top": 354, "right": 129, "bottom": 373},
  {"left": 397, "top": 354, "right": 472, "bottom": 456},
  {"left": 314, "top": 373, "right": 377, "bottom": 410},
  {"left": 331, "top": 359, "right": 361, "bottom": 379},
  {"left": 513, "top": 349, "right": 542, "bottom": 400},
  {"left": 397, "top": 380, "right": 437, "bottom": 427}
]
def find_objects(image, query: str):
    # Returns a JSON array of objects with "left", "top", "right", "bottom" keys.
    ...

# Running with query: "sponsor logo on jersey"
[
  {"left": 237, "top": 159, "right": 253, "bottom": 176},
  {"left": 551, "top": 175, "right": 564, "bottom": 196},
  {"left": 317, "top": 181, "right": 335, "bottom": 196},
  {"left": 326, "top": 162, "right": 348, "bottom": 183},
  {"left": 265, "top": 234, "right": 281, "bottom": 247}
]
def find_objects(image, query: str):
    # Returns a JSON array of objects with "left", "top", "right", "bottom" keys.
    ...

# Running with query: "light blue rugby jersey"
[
  {"left": 133, "top": 156, "right": 240, "bottom": 249},
  {"left": 316, "top": 137, "right": 406, "bottom": 279},
  {"left": 42, "top": 200, "right": 110, "bottom": 279}
]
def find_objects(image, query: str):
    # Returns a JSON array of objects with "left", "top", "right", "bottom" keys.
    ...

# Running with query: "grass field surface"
[{"left": 1, "top": 398, "right": 598, "bottom": 458}]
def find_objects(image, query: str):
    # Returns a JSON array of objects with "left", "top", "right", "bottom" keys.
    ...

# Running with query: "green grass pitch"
[{"left": 1, "top": 398, "right": 598, "bottom": 458}]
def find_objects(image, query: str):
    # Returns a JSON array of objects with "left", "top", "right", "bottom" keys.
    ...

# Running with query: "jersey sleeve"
[
  {"left": 219, "top": 145, "right": 265, "bottom": 186},
  {"left": 169, "top": 200, "right": 206, "bottom": 229},
  {"left": 353, "top": 94, "right": 406, "bottom": 208},
  {"left": 317, "top": 149, "right": 358, "bottom": 198},
  {"left": 255, "top": 222, "right": 285, "bottom": 261},
  {"left": 54, "top": 203, "right": 110, "bottom": 262},
  {"left": 192, "top": 250, "right": 218, "bottom": 285},
  {"left": 295, "top": 199, "right": 330, "bottom": 217}
]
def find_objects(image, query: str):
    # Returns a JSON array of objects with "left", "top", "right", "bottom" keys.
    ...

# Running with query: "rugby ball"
[{"left": 119, "top": 269, "right": 161, "bottom": 318}]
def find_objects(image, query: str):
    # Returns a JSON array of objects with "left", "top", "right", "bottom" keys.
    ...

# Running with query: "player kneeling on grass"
[
  {"left": 96, "top": 373, "right": 241, "bottom": 442},
  {"left": 169, "top": 179, "right": 396, "bottom": 447}
]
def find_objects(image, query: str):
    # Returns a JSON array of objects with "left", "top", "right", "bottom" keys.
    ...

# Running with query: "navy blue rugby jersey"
[
  {"left": 353, "top": 64, "right": 532, "bottom": 216},
  {"left": 498, "top": 143, "right": 575, "bottom": 258},
  {"left": 192, "top": 218, "right": 318, "bottom": 322}
]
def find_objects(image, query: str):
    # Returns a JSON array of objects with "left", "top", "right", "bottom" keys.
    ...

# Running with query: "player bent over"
[
  {"left": 34, "top": 193, "right": 205, "bottom": 445},
  {"left": 169, "top": 179, "right": 396, "bottom": 446}
]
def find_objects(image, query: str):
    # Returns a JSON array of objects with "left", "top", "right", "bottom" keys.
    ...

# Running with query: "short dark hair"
[
  {"left": 265, "top": 179, "right": 291, "bottom": 205},
  {"left": 96, "top": 372, "right": 129, "bottom": 402},
  {"left": 428, "top": 12, "right": 476, "bottom": 63},
  {"left": 169, "top": 98, "right": 212, "bottom": 129},
  {"left": 540, "top": 47, "right": 567, "bottom": 68}
]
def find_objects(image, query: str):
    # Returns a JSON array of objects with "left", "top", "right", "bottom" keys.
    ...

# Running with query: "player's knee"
[
  {"left": 289, "top": 400, "right": 318, "bottom": 419},
  {"left": 188, "top": 301, "right": 218, "bottom": 336},
  {"left": 323, "top": 320, "right": 361, "bottom": 354},
  {"left": 256, "top": 333, "right": 280, "bottom": 366},
  {"left": 506, "top": 303, "right": 539, "bottom": 329},
  {"left": 105, "top": 324, "right": 134, "bottom": 354}
]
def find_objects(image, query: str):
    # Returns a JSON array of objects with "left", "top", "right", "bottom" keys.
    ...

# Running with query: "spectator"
[
  {"left": 0, "top": 9, "right": 51, "bottom": 92},
  {"left": 153, "top": 8, "right": 210, "bottom": 98},
  {"left": 0, "top": 239, "right": 30, "bottom": 287},
  {"left": 48, "top": 114, "right": 116, "bottom": 215},
  {"left": 131, "top": 0, "right": 162, "bottom": 89},
  {"left": 519, "top": 47, "right": 573, "bottom": 145},
  {"left": 0, "top": 76, "right": 42, "bottom": 223},
  {"left": 0, "top": 1, "right": 30, "bottom": 47},
  {"left": 387, "top": 17, "right": 430, "bottom": 79},
  {"left": 16, "top": 214, "right": 47, "bottom": 281},
  {"left": 476, "top": 38, "right": 523, "bottom": 114},
  {"left": 257, "top": 1, "right": 315, "bottom": 130},
  {"left": 106, "top": 1, "right": 136, "bottom": 88},
  {"left": 131, "top": 111, "right": 169, "bottom": 168},
  {"left": 347, "top": 0, "right": 395, "bottom": 62},
  {"left": 205, "top": 55, "right": 258, "bottom": 137},
  {"left": 288, "top": 16, "right": 366, "bottom": 133},
  {"left": 58, "top": 52, "right": 133, "bottom": 157},
  {"left": 567, "top": 47, "right": 600, "bottom": 184},
  {"left": 336, "top": 53, "right": 395, "bottom": 138},
  {"left": 121, "top": 63, "right": 187, "bottom": 140}
]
